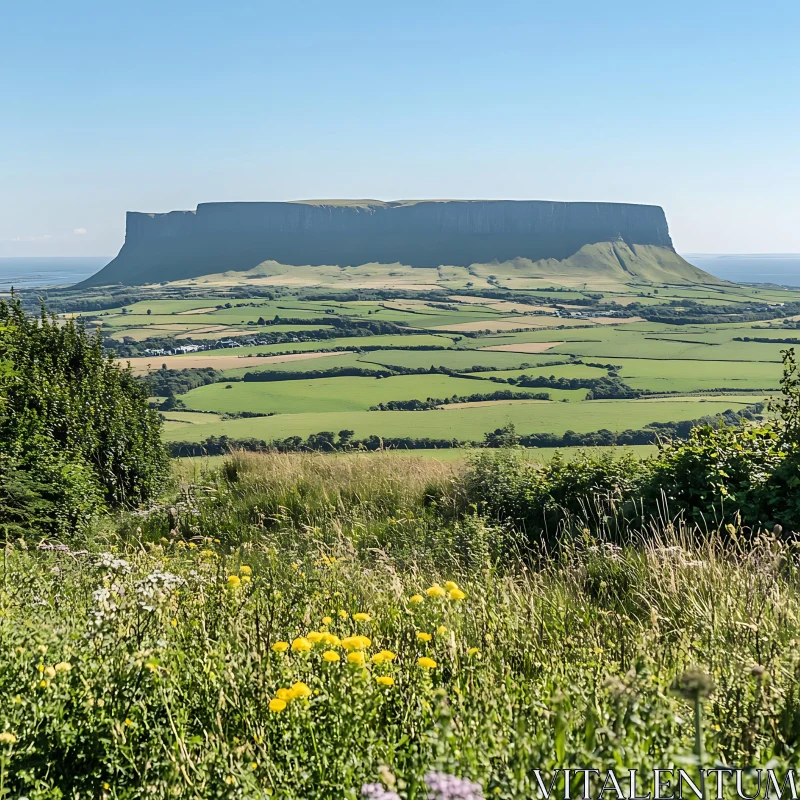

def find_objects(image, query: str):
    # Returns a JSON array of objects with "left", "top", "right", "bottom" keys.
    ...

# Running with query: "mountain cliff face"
[{"left": 83, "top": 200, "right": 697, "bottom": 286}]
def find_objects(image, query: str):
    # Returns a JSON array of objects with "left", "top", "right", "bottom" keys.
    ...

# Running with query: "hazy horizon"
[{"left": 4, "top": 252, "right": 800, "bottom": 291}]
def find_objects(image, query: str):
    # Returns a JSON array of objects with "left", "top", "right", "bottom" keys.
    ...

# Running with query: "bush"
[
  {"left": 463, "top": 448, "right": 648, "bottom": 548},
  {"left": 0, "top": 298, "right": 169, "bottom": 534},
  {"left": 641, "top": 424, "right": 785, "bottom": 529}
]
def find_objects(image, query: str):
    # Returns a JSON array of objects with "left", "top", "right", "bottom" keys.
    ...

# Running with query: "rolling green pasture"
[
  {"left": 223, "top": 351, "right": 368, "bottom": 377},
  {"left": 159, "top": 333, "right": 456, "bottom": 361},
  {"left": 181, "top": 374, "right": 581, "bottom": 415},
  {"left": 91, "top": 279, "right": 800, "bottom": 451},
  {"left": 614, "top": 358, "right": 780, "bottom": 392},
  {"left": 551, "top": 337, "right": 789, "bottom": 362},
  {"left": 472, "top": 363, "right": 611, "bottom": 380},
  {"left": 353, "top": 349, "right": 564, "bottom": 371},
  {"left": 164, "top": 396, "right": 756, "bottom": 444}
]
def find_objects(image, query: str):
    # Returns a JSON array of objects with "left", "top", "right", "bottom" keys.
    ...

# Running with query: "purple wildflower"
[
  {"left": 424, "top": 771, "right": 485, "bottom": 800},
  {"left": 361, "top": 783, "right": 401, "bottom": 800}
]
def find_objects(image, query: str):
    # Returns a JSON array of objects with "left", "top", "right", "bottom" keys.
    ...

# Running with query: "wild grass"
[{"left": 3, "top": 452, "right": 800, "bottom": 797}]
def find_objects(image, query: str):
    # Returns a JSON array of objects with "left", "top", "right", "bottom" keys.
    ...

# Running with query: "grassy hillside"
[
  {"left": 6, "top": 447, "right": 800, "bottom": 797},
  {"left": 125, "top": 244, "right": 719, "bottom": 292}
]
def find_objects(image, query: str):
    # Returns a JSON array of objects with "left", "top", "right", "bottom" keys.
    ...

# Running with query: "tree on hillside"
[{"left": 0, "top": 298, "right": 169, "bottom": 534}]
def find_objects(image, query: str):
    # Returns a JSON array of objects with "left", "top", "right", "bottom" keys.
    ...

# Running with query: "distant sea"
[
  {"left": 2, "top": 254, "right": 800, "bottom": 291},
  {"left": 0, "top": 257, "right": 108, "bottom": 290},
  {"left": 684, "top": 254, "right": 800, "bottom": 287}
]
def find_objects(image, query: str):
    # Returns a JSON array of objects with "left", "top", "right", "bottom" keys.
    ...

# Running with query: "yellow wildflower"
[
  {"left": 341, "top": 635, "right": 371, "bottom": 651},
  {"left": 376, "top": 676, "right": 395, "bottom": 686},
  {"left": 467, "top": 647, "right": 480, "bottom": 657},
  {"left": 409, "top": 594, "right": 424, "bottom": 605},
  {"left": 227, "top": 575, "right": 241, "bottom": 589},
  {"left": 271, "top": 641, "right": 289, "bottom": 653},
  {"left": 39, "top": 679, "right": 49, "bottom": 688},
  {"left": 0, "top": 732, "right": 17, "bottom": 745},
  {"left": 289, "top": 681, "right": 312, "bottom": 699},
  {"left": 124, "top": 718, "right": 133, "bottom": 727},
  {"left": 436, "top": 626, "right": 448, "bottom": 635},
  {"left": 353, "top": 612, "right": 371, "bottom": 623},
  {"left": 416, "top": 632, "right": 432, "bottom": 642},
  {"left": 444, "top": 581, "right": 460, "bottom": 591},
  {"left": 291, "top": 637, "right": 313, "bottom": 653},
  {"left": 449, "top": 588, "right": 467, "bottom": 601},
  {"left": 347, "top": 651, "right": 366, "bottom": 665},
  {"left": 103, "top": 782, "right": 110, "bottom": 790},
  {"left": 44, "top": 666, "right": 56, "bottom": 679},
  {"left": 371, "top": 650, "right": 397, "bottom": 665},
  {"left": 307, "top": 631, "right": 324, "bottom": 644},
  {"left": 418, "top": 657, "right": 437, "bottom": 669},
  {"left": 337, "top": 609, "right": 349, "bottom": 619},
  {"left": 251, "top": 762, "right": 258, "bottom": 770},
  {"left": 322, "top": 616, "right": 333, "bottom": 625},
  {"left": 241, "top": 575, "right": 251, "bottom": 584},
  {"left": 269, "top": 698, "right": 287, "bottom": 713},
  {"left": 276, "top": 688, "right": 293, "bottom": 701},
  {"left": 425, "top": 584, "right": 446, "bottom": 598},
  {"left": 321, "top": 632, "right": 341, "bottom": 646},
  {"left": 239, "top": 565, "right": 252, "bottom": 576},
  {"left": 323, "top": 650, "right": 340, "bottom": 662}
]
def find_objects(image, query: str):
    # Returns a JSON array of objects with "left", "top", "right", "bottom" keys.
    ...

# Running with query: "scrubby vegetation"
[
  {"left": 7, "top": 291, "right": 800, "bottom": 797},
  {"left": 4, "top": 447, "right": 800, "bottom": 797}
]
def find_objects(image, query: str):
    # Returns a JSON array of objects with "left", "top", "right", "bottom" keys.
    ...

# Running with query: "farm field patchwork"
[{"left": 78, "top": 275, "right": 800, "bottom": 451}]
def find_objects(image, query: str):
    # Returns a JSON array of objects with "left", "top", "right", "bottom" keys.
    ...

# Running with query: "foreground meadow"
[{"left": 2, "top": 453, "right": 800, "bottom": 799}]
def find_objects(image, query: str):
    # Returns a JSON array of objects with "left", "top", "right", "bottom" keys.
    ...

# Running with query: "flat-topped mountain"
[{"left": 81, "top": 199, "right": 715, "bottom": 286}]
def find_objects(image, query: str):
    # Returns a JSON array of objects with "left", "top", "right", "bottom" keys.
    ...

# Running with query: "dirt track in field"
[
  {"left": 120, "top": 350, "right": 350, "bottom": 375},
  {"left": 478, "top": 342, "right": 564, "bottom": 354}
]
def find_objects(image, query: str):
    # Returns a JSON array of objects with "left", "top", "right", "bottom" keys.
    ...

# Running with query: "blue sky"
[{"left": 2, "top": 0, "right": 799, "bottom": 257}]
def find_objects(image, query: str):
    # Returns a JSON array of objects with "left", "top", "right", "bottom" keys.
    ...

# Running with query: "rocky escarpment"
[{"left": 82, "top": 199, "right": 699, "bottom": 286}]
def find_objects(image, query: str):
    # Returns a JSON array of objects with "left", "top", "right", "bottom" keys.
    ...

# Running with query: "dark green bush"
[
  {"left": 464, "top": 448, "right": 647, "bottom": 547},
  {"left": 641, "top": 424, "right": 786, "bottom": 528},
  {"left": 0, "top": 298, "right": 168, "bottom": 534}
]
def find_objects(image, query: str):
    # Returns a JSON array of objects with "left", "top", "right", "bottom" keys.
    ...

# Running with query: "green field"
[
  {"left": 182, "top": 374, "right": 572, "bottom": 415},
  {"left": 79, "top": 271, "right": 800, "bottom": 450},
  {"left": 164, "top": 396, "right": 758, "bottom": 443}
]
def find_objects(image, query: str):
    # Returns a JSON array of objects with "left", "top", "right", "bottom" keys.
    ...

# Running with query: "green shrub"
[
  {"left": 642, "top": 423, "right": 785, "bottom": 529},
  {"left": 0, "top": 298, "right": 168, "bottom": 535},
  {"left": 463, "top": 448, "right": 647, "bottom": 548}
]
